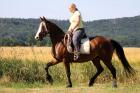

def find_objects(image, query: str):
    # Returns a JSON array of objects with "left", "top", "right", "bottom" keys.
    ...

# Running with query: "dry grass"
[
  {"left": 0, "top": 47, "right": 53, "bottom": 62},
  {"left": 113, "top": 47, "right": 140, "bottom": 63},
  {"left": 124, "top": 48, "right": 140, "bottom": 63},
  {"left": 0, "top": 47, "right": 140, "bottom": 63}
]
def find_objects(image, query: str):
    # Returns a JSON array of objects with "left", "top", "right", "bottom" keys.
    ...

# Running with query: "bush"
[
  {"left": 0, "top": 58, "right": 46, "bottom": 83},
  {"left": 0, "top": 58, "right": 139, "bottom": 85}
]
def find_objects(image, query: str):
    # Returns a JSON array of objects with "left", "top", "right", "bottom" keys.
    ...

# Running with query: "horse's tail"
[{"left": 111, "top": 39, "right": 136, "bottom": 76}]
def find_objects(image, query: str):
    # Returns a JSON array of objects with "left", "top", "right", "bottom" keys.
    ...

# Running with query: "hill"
[{"left": 0, "top": 16, "right": 140, "bottom": 47}]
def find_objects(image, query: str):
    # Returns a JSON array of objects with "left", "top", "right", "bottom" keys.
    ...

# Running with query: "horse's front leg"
[
  {"left": 64, "top": 58, "right": 72, "bottom": 88},
  {"left": 45, "top": 59, "right": 61, "bottom": 84}
]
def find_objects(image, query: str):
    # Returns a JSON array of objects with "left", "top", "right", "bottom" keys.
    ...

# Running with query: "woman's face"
[{"left": 69, "top": 4, "right": 76, "bottom": 13}]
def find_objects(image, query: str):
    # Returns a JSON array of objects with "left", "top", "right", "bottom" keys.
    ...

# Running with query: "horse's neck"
[
  {"left": 50, "top": 33, "right": 64, "bottom": 45},
  {"left": 49, "top": 26, "right": 65, "bottom": 46},
  {"left": 47, "top": 21, "right": 65, "bottom": 45},
  {"left": 49, "top": 29, "right": 65, "bottom": 59},
  {"left": 47, "top": 22, "right": 65, "bottom": 59}
]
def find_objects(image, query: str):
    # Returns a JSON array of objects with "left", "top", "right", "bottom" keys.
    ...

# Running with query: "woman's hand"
[{"left": 66, "top": 31, "right": 72, "bottom": 35}]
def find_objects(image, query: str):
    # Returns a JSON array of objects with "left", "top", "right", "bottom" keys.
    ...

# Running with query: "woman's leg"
[{"left": 72, "top": 29, "right": 85, "bottom": 60}]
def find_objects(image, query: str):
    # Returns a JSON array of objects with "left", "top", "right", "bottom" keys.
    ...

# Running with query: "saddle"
[{"left": 64, "top": 33, "right": 90, "bottom": 54}]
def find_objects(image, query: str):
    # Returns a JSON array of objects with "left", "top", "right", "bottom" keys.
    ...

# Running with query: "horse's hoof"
[
  {"left": 89, "top": 84, "right": 93, "bottom": 87},
  {"left": 113, "top": 84, "right": 117, "bottom": 88},
  {"left": 66, "top": 84, "right": 72, "bottom": 88},
  {"left": 88, "top": 82, "right": 93, "bottom": 87},
  {"left": 46, "top": 75, "right": 53, "bottom": 85},
  {"left": 112, "top": 79, "right": 117, "bottom": 88}
]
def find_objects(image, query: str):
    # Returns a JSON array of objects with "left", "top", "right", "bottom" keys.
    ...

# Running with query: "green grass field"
[{"left": 0, "top": 47, "right": 140, "bottom": 93}]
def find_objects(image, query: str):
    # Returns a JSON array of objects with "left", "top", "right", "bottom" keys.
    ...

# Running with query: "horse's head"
[
  {"left": 35, "top": 16, "right": 50, "bottom": 40},
  {"left": 35, "top": 16, "right": 65, "bottom": 41}
]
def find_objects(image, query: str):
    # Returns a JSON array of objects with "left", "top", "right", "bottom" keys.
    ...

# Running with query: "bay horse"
[{"left": 35, "top": 16, "right": 135, "bottom": 88}]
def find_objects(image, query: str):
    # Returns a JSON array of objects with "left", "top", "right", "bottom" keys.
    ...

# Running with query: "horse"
[{"left": 35, "top": 16, "right": 135, "bottom": 88}]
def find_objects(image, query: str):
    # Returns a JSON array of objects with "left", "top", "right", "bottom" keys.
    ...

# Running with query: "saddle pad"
[
  {"left": 80, "top": 38, "right": 90, "bottom": 54},
  {"left": 67, "top": 37, "right": 90, "bottom": 54}
]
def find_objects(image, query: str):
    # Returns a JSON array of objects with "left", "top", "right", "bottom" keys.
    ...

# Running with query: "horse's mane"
[{"left": 47, "top": 20, "right": 65, "bottom": 36}]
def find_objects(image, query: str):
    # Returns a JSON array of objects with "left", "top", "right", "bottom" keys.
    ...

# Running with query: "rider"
[{"left": 67, "top": 3, "right": 86, "bottom": 60}]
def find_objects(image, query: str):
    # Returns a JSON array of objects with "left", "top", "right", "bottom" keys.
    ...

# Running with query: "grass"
[
  {"left": 0, "top": 47, "right": 140, "bottom": 63},
  {"left": 0, "top": 47, "right": 139, "bottom": 93},
  {"left": 0, "top": 83, "right": 139, "bottom": 93},
  {"left": 0, "top": 57, "right": 139, "bottom": 88},
  {"left": 0, "top": 47, "right": 53, "bottom": 62}
]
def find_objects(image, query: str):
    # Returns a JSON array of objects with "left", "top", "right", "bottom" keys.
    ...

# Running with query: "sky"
[{"left": 0, "top": 0, "right": 140, "bottom": 21}]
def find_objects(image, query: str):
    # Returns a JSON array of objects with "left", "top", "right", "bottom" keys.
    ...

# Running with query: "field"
[
  {"left": 0, "top": 47, "right": 53, "bottom": 62},
  {"left": 0, "top": 47, "right": 140, "bottom": 93},
  {"left": 0, "top": 47, "right": 140, "bottom": 63}
]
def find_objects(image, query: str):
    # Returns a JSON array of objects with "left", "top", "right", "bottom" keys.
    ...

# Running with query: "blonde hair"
[{"left": 69, "top": 3, "right": 78, "bottom": 10}]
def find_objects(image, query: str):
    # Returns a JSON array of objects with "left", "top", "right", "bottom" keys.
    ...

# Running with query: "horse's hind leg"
[
  {"left": 45, "top": 59, "right": 61, "bottom": 84},
  {"left": 89, "top": 58, "right": 103, "bottom": 87},
  {"left": 102, "top": 59, "right": 117, "bottom": 88}
]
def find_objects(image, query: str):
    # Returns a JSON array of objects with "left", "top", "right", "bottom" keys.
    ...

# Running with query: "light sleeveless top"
[{"left": 70, "top": 11, "right": 84, "bottom": 30}]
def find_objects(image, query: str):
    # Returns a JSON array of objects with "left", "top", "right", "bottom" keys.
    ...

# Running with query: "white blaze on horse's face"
[{"left": 35, "top": 21, "right": 48, "bottom": 40}]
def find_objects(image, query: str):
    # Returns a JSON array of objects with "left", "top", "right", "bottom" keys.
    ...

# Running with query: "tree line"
[{"left": 0, "top": 15, "right": 140, "bottom": 47}]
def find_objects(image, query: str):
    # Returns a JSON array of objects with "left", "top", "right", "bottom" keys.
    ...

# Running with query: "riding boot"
[{"left": 74, "top": 51, "right": 80, "bottom": 61}]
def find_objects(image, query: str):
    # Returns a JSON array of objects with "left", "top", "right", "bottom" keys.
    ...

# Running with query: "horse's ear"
[
  {"left": 40, "top": 17, "right": 44, "bottom": 21},
  {"left": 43, "top": 16, "right": 47, "bottom": 21}
]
